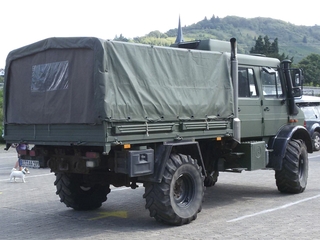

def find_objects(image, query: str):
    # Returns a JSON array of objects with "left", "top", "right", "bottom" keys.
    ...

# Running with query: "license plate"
[{"left": 21, "top": 159, "right": 40, "bottom": 168}]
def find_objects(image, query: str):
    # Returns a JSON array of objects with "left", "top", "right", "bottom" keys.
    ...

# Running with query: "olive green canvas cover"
[{"left": 4, "top": 37, "right": 233, "bottom": 124}]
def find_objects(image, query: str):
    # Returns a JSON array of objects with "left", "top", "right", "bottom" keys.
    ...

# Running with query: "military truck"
[{"left": 3, "top": 36, "right": 312, "bottom": 225}]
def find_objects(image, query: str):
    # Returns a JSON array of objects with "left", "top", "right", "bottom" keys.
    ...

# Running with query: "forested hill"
[{"left": 130, "top": 15, "right": 320, "bottom": 63}]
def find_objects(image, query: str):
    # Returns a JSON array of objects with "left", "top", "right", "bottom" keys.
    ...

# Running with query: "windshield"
[{"left": 300, "top": 106, "right": 318, "bottom": 119}]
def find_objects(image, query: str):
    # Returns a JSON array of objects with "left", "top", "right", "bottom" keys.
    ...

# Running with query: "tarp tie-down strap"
[
  {"left": 145, "top": 121, "right": 149, "bottom": 136},
  {"left": 206, "top": 119, "right": 209, "bottom": 130}
]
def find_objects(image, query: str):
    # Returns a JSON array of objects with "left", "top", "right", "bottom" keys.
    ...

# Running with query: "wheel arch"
[
  {"left": 310, "top": 123, "right": 320, "bottom": 136},
  {"left": 267, "top": 125, "right": 312, "bottom": 170},
  {"left": 148, "top": 140, "right": 207, "bottom": 183}
]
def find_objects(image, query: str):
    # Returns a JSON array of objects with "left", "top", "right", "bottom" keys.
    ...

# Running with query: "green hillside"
[{"left": 129, "top": 15, "right": 320, "bottom": 63}]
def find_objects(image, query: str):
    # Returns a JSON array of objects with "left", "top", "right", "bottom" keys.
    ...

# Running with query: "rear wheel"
[
  {"left": 54, "top": 173, "right": 110, "bottom": 210},
  {"left": 143, "top": 154, "right": 204, "bottom": 225},
  {"left": 312, "top": 132, "right": 320, "bottom": 151},
  {"left": 204, "top": 170, "right": 218, "bottom": 187},
  {"left": 275, "top": 139, "right": 308, "bottom": 193}
]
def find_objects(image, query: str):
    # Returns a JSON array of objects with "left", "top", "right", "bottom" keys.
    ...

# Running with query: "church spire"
[{"left": 174, "top": 15, "right": 184, "bottom": 44}]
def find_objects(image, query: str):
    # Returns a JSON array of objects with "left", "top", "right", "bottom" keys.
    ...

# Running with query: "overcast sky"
[{"left": 1, "top": 0, "right": 319, "bottom": 67}]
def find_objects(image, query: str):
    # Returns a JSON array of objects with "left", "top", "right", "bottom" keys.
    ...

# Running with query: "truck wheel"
[
  {"left": 275, "top": 139, "right": 308, "bottom": 193},
  {"left": 143, "top": 154, "right": 204, "bottom": 225},
  {"left": 204, "top": 170, "right": 219, "bottom": 187},
  {"left": 312, "top": 132, "right": 320, "bottom": 151},
  {"left": 54, "top": 173, "right": 110, "bottom": 210}
]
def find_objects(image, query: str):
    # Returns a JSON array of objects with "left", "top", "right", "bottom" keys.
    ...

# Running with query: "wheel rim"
[
  {"left": 173, "top": 173, "right": 195, "bottom": 207},
  {"left": 298, "top": 155, "right": 305, "bottom": 180},
  {"left": 313, "top": 135, "right": 320, "bottom": 150},
  {"left": 80, "top": 186, "right": 91, "bottom": 191}
]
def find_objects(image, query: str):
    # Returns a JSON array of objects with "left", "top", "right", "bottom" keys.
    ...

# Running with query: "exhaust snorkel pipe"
[
  {"left": 281, "top": 59, "right": 299, "bottom": 115},
  {"left": 230, "top": 38, "right": 241, "bottom": 143}
]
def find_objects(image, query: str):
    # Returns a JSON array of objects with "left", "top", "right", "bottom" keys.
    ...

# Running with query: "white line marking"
[
  {"left": 111, "top": 183, "right": 143, "bottom": 191},
  {"left": 0, "top": 172, "right": 53, "bottom": 182},
  {"left": 25, "top": 173, "right": 54, "bottom": 178},
  {"left": 227, "top": 194, "right": 320, "bottom": 222},
  {"left": 0, "top": 155, "right": 17, "bottom": 159},
  {"left": 309, "top": 155, "right": 320, "bottom": 159},
  {"left": 0, "top": 167, "right": 14, "bottom": 170}
]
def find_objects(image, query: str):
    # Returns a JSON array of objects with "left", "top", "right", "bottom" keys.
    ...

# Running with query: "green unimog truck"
[{"left": 3, "top": 36, "right": 312, "bottom": 225}]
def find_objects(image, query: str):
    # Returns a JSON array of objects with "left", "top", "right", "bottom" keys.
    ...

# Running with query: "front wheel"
[
  {"left": 143, "top": 154, "right": 204, "bottom": 225},
  {"left": 275, "top": 139, "right": 308, "bottom": 193}
]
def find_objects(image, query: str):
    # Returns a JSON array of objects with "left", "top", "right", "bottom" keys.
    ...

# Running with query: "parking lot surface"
[{"left": 1, "top": 146, "right": 320, "bottom": 239}]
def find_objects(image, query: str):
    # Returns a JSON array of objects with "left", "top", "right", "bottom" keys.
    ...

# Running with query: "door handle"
[{"left": 264, "top": 107, "right": 270, "bottom": 111}]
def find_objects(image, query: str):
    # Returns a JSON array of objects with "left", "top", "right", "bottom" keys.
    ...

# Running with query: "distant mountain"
[{"left": 164, "top": 15, "right": 320, "bottom": 63}]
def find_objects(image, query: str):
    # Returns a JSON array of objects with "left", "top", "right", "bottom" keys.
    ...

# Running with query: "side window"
[
  {"left": 238, "top": 67, "right": 258, "bottom": 98},
  {"left": 248, "top": 69, "right": 257, "bottom": 97},
  {"left": 261, "top": 67, "right": 283, "bottom": 98}
]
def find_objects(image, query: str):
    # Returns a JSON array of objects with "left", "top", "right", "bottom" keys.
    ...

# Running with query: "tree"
[
  {"left": 147, "top": 31, "right": 168, "bottom": 39},
  {"left": 303, "top": 36, "right": 307, "bottom": 43},
  {"left": 250, "top": 35, "right": 293, "bottom": 62},
  {"left": 113, "top": 34, "right": 129, "bottom": 42},
  {"left": 250, "top": 36, "right": 264, "bottom": 54},
  {"left": 298, "top": 54, "right": 320, "bottom": 86},
  {"left": 147, "top": 31, "right": 161, "bottom": 38},
  {"left": 264, "top": 35, "right": 271, "bottom": 54},
  {"left": 270, "top": 38, "right": 279, "bottom": 54}
]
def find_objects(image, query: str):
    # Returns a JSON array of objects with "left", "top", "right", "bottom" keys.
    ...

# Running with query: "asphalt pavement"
[{"left": 0, "top": 145, "right": 320, "bottom": 240}]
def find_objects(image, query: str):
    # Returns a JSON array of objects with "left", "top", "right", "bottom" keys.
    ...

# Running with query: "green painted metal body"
[{"left": 3, "top": 38, "right": 311, "bottom": 174}]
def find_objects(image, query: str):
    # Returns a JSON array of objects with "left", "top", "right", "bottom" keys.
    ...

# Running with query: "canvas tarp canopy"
[{"left": 5, "top": 37, "right": 234, "bottom": 124}]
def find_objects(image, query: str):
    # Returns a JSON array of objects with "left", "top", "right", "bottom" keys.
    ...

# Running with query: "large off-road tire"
[
  {"left": 312, "top": 132, "right": 320, "bottom": 151},
  {"left": 143, "top": 154, "right": 204, "bottom": 225},
  {"left": 275, "top": 139, "right": 308, "bottom": 193},
  {"left": 54, "top": 173, "right": 111, "bottom": 210},
  {"left": 204, "top": 170, "right": 219, "bottom": 187}
]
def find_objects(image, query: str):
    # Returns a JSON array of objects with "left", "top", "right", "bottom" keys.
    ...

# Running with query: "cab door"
[
  {"left": 260, "top": 67, "right": 288, "bottom": 136},
  {"left": 238, "top": 67, "right": 263, "bottom": 138}
]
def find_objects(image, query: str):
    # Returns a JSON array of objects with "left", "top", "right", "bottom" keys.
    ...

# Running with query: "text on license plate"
[{"left": 21, "top": 159, "right": 40, "bottom": 168}]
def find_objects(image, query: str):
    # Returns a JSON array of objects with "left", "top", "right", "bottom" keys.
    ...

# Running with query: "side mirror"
[
  {"left": 291, "top": 69, "right": 303, "bottom": 98},
  {"left": 291, "top": 69, "right": 303, "bottom": 87},
  {"left": 293, "top": 87, "right": 302, "bottom": 98}
]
